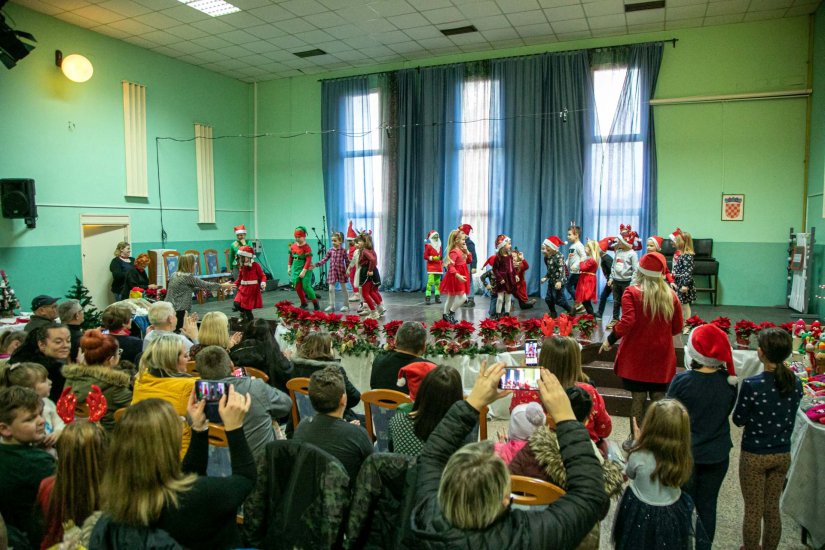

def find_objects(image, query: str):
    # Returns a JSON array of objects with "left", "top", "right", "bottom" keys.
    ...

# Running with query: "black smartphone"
[
  {"left": 195, "top": 380, "right": 227, "bottom": 423},
  {"left": 498, "top": 367, "right": 541, "bottom": 391},
  {"left": 524, "top": 339, "right": 539, "bottom": 366}
]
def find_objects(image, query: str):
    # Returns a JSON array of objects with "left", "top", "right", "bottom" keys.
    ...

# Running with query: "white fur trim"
[
  {"left": 617, "top": 234, "right": 631, "bottom": 247},
  {"left": 397, "top": 377, "right": 407, "bottom": 387},
  {"left": 727, "top": 375, "right": 738, "bottom": 386},
  {"left": 637, "top": 265, "right": 664, "bottom": 278},
  {"left": 684, "top": 334, "right": 724, "bottom": 367},
  {"left": 647, "top": 237, "right": 661, "bottom": 250},
  {"left": 237, "top": 250, "right": 253, "bottom": 258},
  {"left": 669, "top": 232, "right": 679, "bottom": 242},
  {"left": 235, "top": 229, "right": 246, "bottom": 235},
  {"left": 496, "top": 237, "right": 511, "bottom": 251}
]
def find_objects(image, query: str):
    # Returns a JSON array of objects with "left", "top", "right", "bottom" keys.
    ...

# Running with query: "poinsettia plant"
[
  {"left": 734, "top": 319, "right": 759, "bottom": 339},
  {"left": 362, "top": 318, "right": 380, "bottom": 345},
  {"left": 781, "top": 321, "right": 795, "bottom": 334},
  {"left": 521, "top": 318, "right": 543, "bottom": 341},
  {"left": 573, "top": 314, "right": 596, "bottom": 340},
  {"left": 453, "top": 320, "right": 476, "bottom": 341},
  {"left": 382, "top": 320, "right": 404, "bottom": 350},
  {"left": 429, "top": 320, "right": 453, "bottom": 341},
  {"left": 709, "top": 316, "right": 731, "bottom": 334},
  {"left": 479, "top": 318, "right": 500, "bottom": 346},
  {"left": 498, "top": 316, "right": 522, "bottom": 346},
  {"left": 758, "top": 321, "right": 776, "bottom": 332},
  {"left": 685, "top": 315, "right": 706, "bottom": 330}
]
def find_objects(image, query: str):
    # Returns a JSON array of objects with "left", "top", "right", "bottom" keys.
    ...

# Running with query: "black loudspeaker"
[{"left": 1, "top": 178, "right": 37, "bottom": 228}]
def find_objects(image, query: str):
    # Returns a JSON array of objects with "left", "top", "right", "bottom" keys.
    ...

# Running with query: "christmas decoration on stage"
[
  {"left": 66, "top": 276, "right": 102, "bottom": 330},
  {"left": 0, "top": 270, "right": 21, "bottom": 317}
]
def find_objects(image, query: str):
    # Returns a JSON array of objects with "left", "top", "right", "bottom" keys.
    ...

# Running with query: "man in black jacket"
[
  {"left": 370, "top": 321, "right": 427, "bottom": 390},
  {"left": 409, "top": 363, "right": 607, "bottom": 549}
]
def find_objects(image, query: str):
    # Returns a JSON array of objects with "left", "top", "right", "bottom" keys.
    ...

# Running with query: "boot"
[
  {"left": 449, "top": 312, "right": 458, "bottom": 324},
  {"left": 442, "top": 314, "right": 452, "bottom": 323},
  {"left": 312, "top": 300, "right": 320, "bottom": 311},
  {"left": 300, "top": 303, "right": 309, "bottom": 310},
  {"left": 435, "top": 294, "right": 441, "bottom": 303},
  {"left": 425, "top": 295, "right": 431, "bottom": 305}
]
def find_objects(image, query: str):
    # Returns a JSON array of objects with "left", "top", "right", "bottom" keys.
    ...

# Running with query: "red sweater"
[{"left": 510, "top": 382, "right": 612, "bottom": 442}]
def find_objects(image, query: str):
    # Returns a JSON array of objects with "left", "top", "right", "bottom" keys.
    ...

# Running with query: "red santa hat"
[
  {"left": 397, "top": 361, "right": 437, "bottom": 400},
  {"left": 427, "top": 230, "right": 441, "bottom": 253},
  {"left": 427, "top": 230, "right": 440, "bottom": 241},
  {"left": 542, "top": 235, "right": 566, "bottom": 252},
  {"left": 234, "top": 224, "right": 247, "bottom": 235},
  {"left": 598, "top": 237, "right": 616, "bottom": 252},
  {"left": 636, "top": 252, "right": 667, "bottom": 278},
  {"left": 495, "top": 234, "right": 511, "bottom": 251},
  {"left": 482, "top": 254, "right": 496, "bottom": 268},
  {"left": 237, "top": 245, "right": 254, "bottom": 258},
  {"left": 616, "top": 224, "right": 638, "bottom": 248},
  {"left": 459, "top": 224, "right": 473, "bottom": 236},
  {"left": 346, "top": 221, "right": 357, "bottom": 240},
  {"left": 669, "top": 227, "right": 683, "bottom": 243},
  {"left": 684, "top": 324, "right": 737, "bottom": 385}
]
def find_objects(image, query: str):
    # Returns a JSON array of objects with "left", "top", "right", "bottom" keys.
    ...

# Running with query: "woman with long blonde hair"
[
  {"left": 600, "top": 252, "right": 682, "bottom": 451},
  {"left": 189, "top": 311, "right": 241, "bottom": 359},
  {"left": 438, "top": 229, "right": 471, "bottom": 324},
  {"left": 166, "top": 254, "right": 234, "bottom": 331},
  {"left": 94, "top": 388, "right": 255, "bottom": 548},
  {"left": 670, "top": 229, "right": 696, "bottom": 326}
]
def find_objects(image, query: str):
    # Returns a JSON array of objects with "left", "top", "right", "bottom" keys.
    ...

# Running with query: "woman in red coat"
[
  {"left": 574, "top": 240, "right": 600, "bottom": 315},
  {"left": 233, "top": 246, "right": 266, "bottom": 323},
  {"left": 599, "top": 252, "right": 682, "bottom": 448}
]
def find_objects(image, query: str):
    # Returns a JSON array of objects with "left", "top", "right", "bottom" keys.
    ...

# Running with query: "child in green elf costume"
[{"left": 288, "top": 226, "right": 320, "bottom": 310}]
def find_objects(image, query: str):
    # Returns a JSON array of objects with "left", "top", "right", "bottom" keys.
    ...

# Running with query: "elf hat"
[
  {"left": 684, "top": 323, "right": 737, "bottom": 385},
  {"left": 294, "top": 226, "right": 308, "bottom": 238},
  {"left": 459, "top": 224, "right": 473, "bottom": 236},
  {"left": 397, "top": 361, "right": 437, "bottom": 400},
  {"left": 234, "top": 224, "right": 247, "bottom": 235},
  {"left": 495, "top": 235, "right": 511, "bottom": 251},
  {"left": 669, "top": 227, "right": 683, "bottom": 243},
  {"left": 647, "top": 236, "right": 663, "bottom": 251},
  {"left": 637, "top": 252, "right": 667, "bottom": 278},
  {"left": 237, "top": 245, "right": 254, "bottom": 258},
  {"left": 598, "top": 237, "right": 616, "bottom": 252},
  {"left": 616, "top": 224, "right": 638, "bottom": 248},
  {"left": 346, "top": 221, "right": 357, "bottom": 240},
  {"left": 542, "top": 236, "right": 566, "bottom": 251}
]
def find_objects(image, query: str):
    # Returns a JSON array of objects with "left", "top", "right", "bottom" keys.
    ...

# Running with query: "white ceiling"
[{"left": 12, "top": 0, "right": 821, "bottom": 82}]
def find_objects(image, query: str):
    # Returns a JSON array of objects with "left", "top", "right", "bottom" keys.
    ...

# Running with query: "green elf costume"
[
  {"left": 288, "top": 226, "right": 320, "bottom": 310},
  {"left": 229, "top": 224, "right": 247, "bottom": 278},
  {"left": 423, "top": 229, "right": 442, "bottom": 304}
]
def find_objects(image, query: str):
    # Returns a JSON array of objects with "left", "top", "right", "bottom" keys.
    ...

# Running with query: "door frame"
[{"left": 80, "top": 214, "right": 131, "bottom": 298}]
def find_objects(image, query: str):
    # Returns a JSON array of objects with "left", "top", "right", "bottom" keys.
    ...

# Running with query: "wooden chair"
[
  {"left": 286, "top": 377, "right": 315, "bottom": 427},
  {"left": 361, "top": 389, "right": 412, "bottom": 451},
  {"left": 186, "top": 360, "right": 198, "bottom": 375},
  {"left": 162, "top": 250, "right": 180, "bottom": 282},
  {"left": 203, "top": 249, "right": 226, "bottom": 301},
  {"left": 208, "top": 423, "right": 228, "bottom": 447},
  {"left": 224, "top": 248, "right": 232, "bottom": 273},
  {"left": 184, "top": 250, "right": 202, "bottom": 274},
  {"left": 113, "top": 407, "right": 127, "bottom": 423},
  {"left": 244, "top": 366, "right": 270, "bottom": 382},
  {"left": 478, "top": 405, "right": 488, "bottom": 441},
  {"left": 510, "top": 475, "right": 566, "bottom": 506}
]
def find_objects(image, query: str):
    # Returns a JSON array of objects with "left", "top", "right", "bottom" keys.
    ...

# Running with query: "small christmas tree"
[
  {"left": 0, "top": 270, "right": 21, "bottom": 317},
  {"left": 66, "top": 276, "right": 102, "bottom": 330}
]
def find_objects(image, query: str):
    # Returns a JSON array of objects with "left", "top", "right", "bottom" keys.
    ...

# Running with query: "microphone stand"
[{"left": 312, "top": 224, "right": 328, "bottom": 291}]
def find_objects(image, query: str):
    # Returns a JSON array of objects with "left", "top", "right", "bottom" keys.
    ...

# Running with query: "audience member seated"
[
  {"left": 493, "top": 402, "right": 546, "bottom": 465},
  {"left": 0, "top": 331, "right": 27, "bottom": 363},
  {"left": 291, "top": 333, "right": 361, "bottom": 422},
  {"left": 230, "top": 319, "right": 293, "bottom": 393},
  {"left": 188, "top": 311, "right": 242, "bottom": 360},
  {"left": 370, "top": 321, "right": 427, "bottom": 390},
  {"left": 24, "top": 295, "right": 60, "bottom": 334},
  {"left": 37, "top": 420, "right": 106, "bottom": 549},
  {"left": 388, "top": 365, "right": 464, "bottom": 457},
  {"left": 131, "top": 335, "right": 197, "bottom": 458},
  {"left": 93, "top": 388, "right": 256, "bottom": 549},
  {"left": 121, "top": 253, "right": 156, "bottom": 298},
  {"left": 0, "top": 387, "right": 56, "bottom": 548},
  {"left": 10, "top": 325, "right": 71, "bottom": 402},
  {"left": 0, "top": 362, "right": 64, "bottom": 450},
  {"left": 57, "top": 299, "right": 84, "bottom": 363},
  {"left": 101, "top": 305, "right": 142, "bottom": 364},
  {"left": 109, "top": 241, "right": 133, "bottom": 302},
  {"left": 196, "top": 346, "right": 291, "bottom": 459},
  {"left": 165, "top": 254, "right": 234, "bottom": 331},
  {"left": 408, "top": 364, "right": 607, "bottom": 548},
  {"left": 142, "top": 301, "right": 197, "bottom": 353},
  {"left": 62, "top": 330, "right": 133, "bottom": 432},
  {"left": 293, "top": 366, "right": 373, "bottom": 481}
]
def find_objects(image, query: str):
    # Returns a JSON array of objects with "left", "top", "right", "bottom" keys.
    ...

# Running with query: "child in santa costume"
[
  {"left": 288, "top": 226, "right": 320, "bottom": 311},
  {"left": 229, "top": 224, "right": 248, "bottom": 279},
  {"left": 541, "top": 236, "right": 572, "bottom": 318},
  {"left": 459, "top": 224, "right": 478, "bottom": 307},
  {"left": 646, "top": 236, "right": 675, "bottom": 285},
  {"left": 423, "top": 230, "right": 442, "bottom": 305},
  {"left": 356, "top": 232, "right": 385, "bottom": 319},
  {"left": 575, "top": 240, "right": 601, "bottom": 315},
  {"left": 512, "top": 249, "right": 536, "bottom": 310},
  {"left": 492, "top": 235, "right": 518, "bottom": 318},
  {"left": 233, "top": 245, "right": 266, "bottom": 322},
  {"left": 607, "top": 225, "right": 639, "bottom": 329},
  {"left": 439, "top": 229, "right": 471, "bottom": 324},
  {"left": 313, "top": 231, "right": 350, "bottom": 312},
  {"left": 346, "top": 221, "right": 360, "bottom": 303}
]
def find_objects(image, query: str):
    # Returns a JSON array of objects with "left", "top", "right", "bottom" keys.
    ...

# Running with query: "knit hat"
[
  {"left": 346, "top": 221, "right": 357, "bottom": 240},
  {"left": 397, "top": 361, "right": 437, "bottom": 400},
  {"left": 637, "top": 252, "right": 667, "bottom": 278},
  {"left": 237, "top": 245, "right": 254, "bottom": 258},
  {"left": 542, "top": 236, "right": 566, "bottom": 252},
  {"left": 495, "top": 234, "right": 511, "bottom": 251},
  {"left": 684, "top": 324, "right": 737, "bottom": 385},
  {"left": 509, "top": 402, "right": 547, "bottom": 440},
  {"left": 459, "top": 224, "right": 473, "bottom": 236},
  {"left": 669, "top": 227, "right": 683, "bottom": 243},
  {"left": 294, "top": 226, "right": 308, "bottom": 238},
  {"left": 647, "top": 236, "right": 663, "bottom": 251},
  {"left": 234, "top": 224, "right": 246, "bottom": 235},
  {"left": 616, "top": 224, "right": 638, "bottom": 249},
  {"left": 598, "top": 237, "right": 616, "bottom": 252}
]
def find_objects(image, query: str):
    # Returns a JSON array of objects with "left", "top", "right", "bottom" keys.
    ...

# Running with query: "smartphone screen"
[
  {"left": 231, "top": 367, "right": 246, "bottom": 378},
  {"left": 498, "top": 367, "right": 541, "bottom": 391},
  {"left": 524, "top": 339, "right": 539, "bottom": 366},
  {"left": 195, "top": 381, "right": 227, "bottom": 423}
]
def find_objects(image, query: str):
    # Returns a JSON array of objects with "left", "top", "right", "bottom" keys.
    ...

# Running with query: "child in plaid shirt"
[{"left": 314, "top": 231, "right": 350, "bottom": 312}]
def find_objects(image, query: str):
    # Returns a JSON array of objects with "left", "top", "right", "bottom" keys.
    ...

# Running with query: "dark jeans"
[
  {"left": 611, "top": 280, "right": 630, "bottom": 321},
  {"left": 682, "top": 459, "right": 729, "bottom": 550},
  {"left": 545, "top": 286, "right": 571, "bottom": 317},
  {"left": 582, "top": 300, "right": 594, "bottom": 315},
  {"left": 597, "top": 284, "right": 612, "bottom": 316},
  {"left": 175, "top": 310, "right": 186, "bottom": 332},
  {"left": 564, "top": 273, "right": 579, "bottom": 302}
]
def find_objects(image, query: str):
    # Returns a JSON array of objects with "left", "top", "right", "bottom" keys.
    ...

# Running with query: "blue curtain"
[{"left": 489, "top": 51, "right": 593, "bottom": 296}]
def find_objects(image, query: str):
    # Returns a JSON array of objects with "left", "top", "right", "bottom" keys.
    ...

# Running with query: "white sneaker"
[
  {"left": 349, "top": 294, "right": 360, "bottom": 302},
  {"left": 340, "top": 305, "right": 349, "bottom": 312},
  {"left": 357, "top": 306, "right": 369, "bottom": 316},
  {"left": 367, "top": 310, "right": 380, "bottom": 320},
  {"left": 324, "top": 305, "right": 334, "bottom": 312}
]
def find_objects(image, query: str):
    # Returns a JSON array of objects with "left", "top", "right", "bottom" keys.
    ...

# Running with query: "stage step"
[{"left": 598, "top": 387, "right": 632, "bottom": 417}]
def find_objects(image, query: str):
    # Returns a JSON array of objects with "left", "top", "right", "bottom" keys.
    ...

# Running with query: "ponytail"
[
  {"left": 773, "top": 362, "right": 796, "bottom": 397},
  {"left": 757, "top": 328, "right": 796, "bottom": 397}
]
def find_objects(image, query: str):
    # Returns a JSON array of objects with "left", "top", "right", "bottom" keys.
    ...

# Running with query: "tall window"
[
  {"left": 458, "top": 79, "right": 499, "bottom": 263},
  {"left": 343, "top": 90, "right": 384, "bottom": 255},
  {"left": 589, "top": 66, "right": 644, "bottom": 237}
]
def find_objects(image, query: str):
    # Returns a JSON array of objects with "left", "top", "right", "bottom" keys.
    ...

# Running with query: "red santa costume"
[
  {"left": 233, "top": 245, "right": 266, "bottom": 322},
  {"left": 575, "top": 257, "right": 598, "bottom": 304},
  {"left": 423, "top": 230, "right": 443, "bottom": 304},
  {"left": 346, "top": 221, "right": 359, "bottom": 301}
]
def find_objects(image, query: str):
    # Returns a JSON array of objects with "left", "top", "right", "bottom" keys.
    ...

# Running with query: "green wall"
[
  {"left": 255, "top": 17, "right": 809, "bottom": 306},
  {"left": 0, "top": 4, "right": 253, "bottom": 306},
  {"left": 807, "top": 5, "right": 825, "bottom": 317}
]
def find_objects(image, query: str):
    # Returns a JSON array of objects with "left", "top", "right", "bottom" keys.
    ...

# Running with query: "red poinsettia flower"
[
  {"left": 709, "top": 316, "right": 731, "bottom": 334},
  {"left": 362, "top": 317, "right": 379, "bottom": 336},
  {"left": 734, "top": 319, "right": 759, "bottom": 338},
  {"left": 453, "top": 321, "right": 476, "bottom": 340},
  {"left": 758, "top": 321, "right": 776, "bottom": 332},
  {"left": 520, "top": 318, "right": 542, "bottom": 340},
  {"left": 383, "top": 320, "right": 404, "bottom": 338},
  {"left": 780, "top": 321, "right": 795, "bottom": 334},
  {"left": 685, "top": 315, "right": 706, "bottom": 329}
]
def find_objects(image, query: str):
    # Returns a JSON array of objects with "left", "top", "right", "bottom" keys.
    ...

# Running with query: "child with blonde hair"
[
  {"left": 439, "top": 229, "right": 471, "bottom": 323},
  {"left": 670, "top": 228, "right": 695, "bottom": 325},
  {"left": 575, "top": 240, "right": 601, "bottom": 316},
  {"left": 0, "top": 362, "right": 63, "bottom": 448}
]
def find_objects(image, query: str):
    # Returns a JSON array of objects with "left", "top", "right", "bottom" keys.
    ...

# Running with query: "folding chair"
[
  {"left": 244, "top": 367, "right": 270, "bottom": 382},
  {"left": 510, "top": 475, "right": 566, "bottom": 506},
  {"left": 286, "top": 377, "right": 316, "bottom": 427},
  {"left": 113, "top": 407, "right": 127, "bottom": 423},
  {"left": 360, "top": 389, "right": 412, "bottom": 451}
]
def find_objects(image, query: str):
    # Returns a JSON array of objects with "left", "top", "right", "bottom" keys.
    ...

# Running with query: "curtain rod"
[{"left": 318, "top": 38, "right": 677, "bottom": 83}]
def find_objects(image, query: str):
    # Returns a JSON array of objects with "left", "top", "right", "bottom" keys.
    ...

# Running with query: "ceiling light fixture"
[
  {"left": 293, "top": 49, "right": 327, "bottom": 58},
  {"left": 624, "top": 1, "right": 665, "bottom": 11},
  {"left": 55, "top": 50, "right": 93, "bottom": 82},
  {"left": 440, "top": 25, "right": 478, "bottom": 37},
  {"left": 177, "top": 0, "right": 240, "bottom": 17}
]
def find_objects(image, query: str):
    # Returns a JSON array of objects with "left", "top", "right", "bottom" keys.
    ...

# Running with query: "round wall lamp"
[{"left": 55, "top": 50, "right": 93, "bottom": 83}]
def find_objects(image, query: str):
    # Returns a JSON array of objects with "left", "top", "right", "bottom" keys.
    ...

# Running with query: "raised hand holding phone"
[
  {"left": 538, "top": 369, "right": 575, "bottom": 424},
  {"left": 467, "top": 360, "right": 511, "bottom": 411},
  {"left": 219, "top": 385, "right": 251, "bottom": 431},
  {"left": 187, "top": 388, "right": 208, "bottom": 431}
]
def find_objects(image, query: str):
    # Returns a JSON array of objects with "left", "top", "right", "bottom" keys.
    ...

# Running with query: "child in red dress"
[
  {"left": 233, "top": 245, "right": 265, "bottom": 322},
  {"left": 439, "top": 229, "right": 471, "bottom": 324},
  {"left": 574, "top": 240, "right": 600, "bottom": 315},
  {"left": 492, "top": 235, "right": 518, "bottom": 319}
]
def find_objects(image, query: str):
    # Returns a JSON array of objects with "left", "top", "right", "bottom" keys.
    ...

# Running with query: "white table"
[{"left": 781, "top": 408, "right": 825, "bottom": 549}]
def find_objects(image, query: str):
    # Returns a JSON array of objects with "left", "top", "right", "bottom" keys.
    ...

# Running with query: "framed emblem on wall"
[{"left": 722, "top": 194, "right": 744, "bottom": 221}]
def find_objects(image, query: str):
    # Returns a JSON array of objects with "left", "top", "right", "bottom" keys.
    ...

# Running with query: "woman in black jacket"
[
  {"left": 290, "top": 333, "right": 360, "bottom": 420},
  {"left": 408, "top": 362, "right": 607, "bottom": 550},
  {"left": 109, "top": 241, "right": 134, "bottom": 301},
  {"left": 229, "top": 319, "right": 293, "bottom": 392}
]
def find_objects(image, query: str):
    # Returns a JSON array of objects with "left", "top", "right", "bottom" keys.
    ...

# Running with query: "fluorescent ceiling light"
[{"left": 177, "top": 0, "right": 240, "bottom": 17}]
